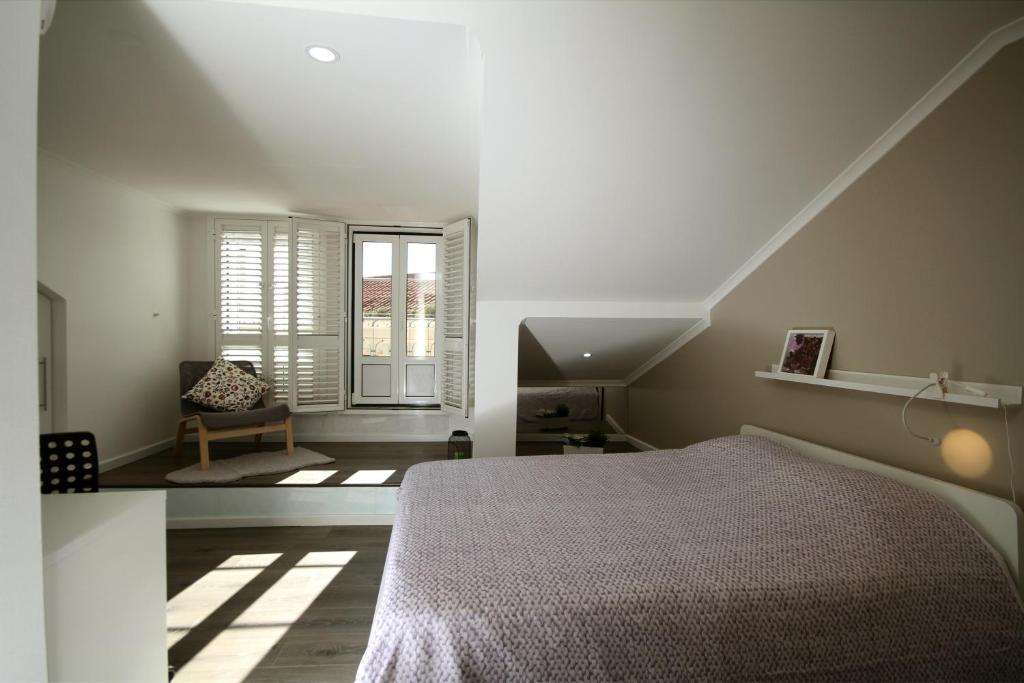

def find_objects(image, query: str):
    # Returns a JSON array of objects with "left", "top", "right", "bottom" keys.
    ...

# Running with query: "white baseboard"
[
  {"left": 99, "top": 438, "right": 175, "bottom": 473},
  {"left": 167, "top": 513, "right": 394, "bottom": 529},
  {"left": 604, "top": 414, "right": 626, "bottom": 435},
  {"left": 164, "top": 485, "right": 398, "bottom": 528},
  {"left": 624, "top": 434, "right": 658, "bottom": 451}
]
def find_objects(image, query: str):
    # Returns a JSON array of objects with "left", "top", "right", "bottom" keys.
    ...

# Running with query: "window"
[
  {"left": 352, "top": 234, "right": 440, "bottom": 406},
  {"left": 215, "top": 217, "right": 470, "bottom": 415},
  {"left": 440, "top": 219, "right": 470, "bottom": 416},
  {"left": 215, "top": 218, "right": 344, "bottom": 411}
]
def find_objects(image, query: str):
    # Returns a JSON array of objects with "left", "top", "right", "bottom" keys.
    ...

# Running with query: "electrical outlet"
[{"left": 928, "top": 371, "right": 950, "bottom": 395}]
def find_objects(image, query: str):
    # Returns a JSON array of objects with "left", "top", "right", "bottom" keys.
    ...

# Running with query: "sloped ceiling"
[
  {"left": 39, "top": 0, "right": 479, "bottom": 221},
  {"left": 244, "top": 1, "right": 1024, "bottom": 302},
  {"left": 40, "top": 0, "right": 1024, "bottom": 307},
  {"left": 469, "top": 2, "right": 1024, "bottom": 302},
  {"left": 519, "top": 318, "right": 702, "bottom": 382}
]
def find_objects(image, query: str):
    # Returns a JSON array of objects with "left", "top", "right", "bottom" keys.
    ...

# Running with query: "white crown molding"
[
  {"left": 624, "top": 318, "right": 710, "bottom": 385},
  {"left": 702, "top": 17, "right": 1024, "bottom": 311},
  {"left": 38, "top": 148, "right": 180, "bottom": 210},
  {"left": 621, "top": 17, "right": 1024, "bottom": 386}
]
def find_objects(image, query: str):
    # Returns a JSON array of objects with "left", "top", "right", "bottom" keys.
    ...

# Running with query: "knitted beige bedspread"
[{"left": 357, "top": 435, "right": 1024, "bottom": 682}]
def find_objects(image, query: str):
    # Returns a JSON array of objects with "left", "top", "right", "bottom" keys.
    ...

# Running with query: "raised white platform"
[
  {"left": 43, "top": 491, "right": 168, "bottom": 682},
  {"left": 755, "top": 364, "right": 1021, "bottom": 409},
  {"left": 164, "top": 486, "right": 397, "bottom": 528}
]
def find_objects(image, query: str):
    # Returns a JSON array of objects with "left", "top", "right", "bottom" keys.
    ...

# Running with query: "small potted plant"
[{"left": 562, "top": 430, "right": 608, "bottom": 454}]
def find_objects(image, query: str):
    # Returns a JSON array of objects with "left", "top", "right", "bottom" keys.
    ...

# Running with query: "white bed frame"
[{"left": 741, "top": 425, "right": 1024, "bottom": 596}]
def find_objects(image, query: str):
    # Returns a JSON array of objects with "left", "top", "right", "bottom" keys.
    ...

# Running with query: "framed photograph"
[{"left": 778, "top": 328, "right": 835, "bottom": 378}]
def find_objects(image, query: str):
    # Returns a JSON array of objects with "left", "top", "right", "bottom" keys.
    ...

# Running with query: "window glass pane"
[
  {"left": 406, "top": 243, "right": 436, "bottom": 357},
  {"left": 361, "top": 242, "right": 392, "bottom": 357}
]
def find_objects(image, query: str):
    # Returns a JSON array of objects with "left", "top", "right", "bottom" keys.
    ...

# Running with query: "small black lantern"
[{"left": 448, "top": 430, "right": 472, "bottom": 460}]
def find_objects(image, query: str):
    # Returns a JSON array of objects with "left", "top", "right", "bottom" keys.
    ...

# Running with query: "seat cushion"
[
  {"left": 196, "top": 403, "right": 290, "bottom": 430},
  {"left": 182, "top": 357, "right": 270, "bottom": 412}
]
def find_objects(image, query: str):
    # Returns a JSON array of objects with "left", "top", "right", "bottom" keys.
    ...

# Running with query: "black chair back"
[{"left": 41, "top": 432, "right": 99, "bottom": 493}]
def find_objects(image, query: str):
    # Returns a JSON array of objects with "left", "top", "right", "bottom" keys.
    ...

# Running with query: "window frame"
[
  {"left": 349, "top": 226, "right": 444, "bottom": 408},
  {"left": 210, "top": 217, "right": 461, "bottom": 414}
]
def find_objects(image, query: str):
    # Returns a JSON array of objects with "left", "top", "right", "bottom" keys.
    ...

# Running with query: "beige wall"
[{"left": 629, "top": 40, "right": 1024, "bottom": 498}]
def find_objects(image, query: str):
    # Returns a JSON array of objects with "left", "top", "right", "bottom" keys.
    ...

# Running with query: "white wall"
[
  {"left": 0, "top": 1, "right": 48, "bottom": 679},
  {"left": 37, "top": 153, "right": 189, "bottom": 467},
  {"left": 184, "top": 213, "right": 213, "bottom": 361}
]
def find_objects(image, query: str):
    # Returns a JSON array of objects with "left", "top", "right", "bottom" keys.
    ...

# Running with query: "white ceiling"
[
  {"left": 39, "top": 0, "right": 479, "bottom": 221},
  {"left": 519, "top": 318, "right": 702, "bottom": 382},
  {"left": 39, "top": 0, "right": 1024, "bottom": 306},
  {"left": 274, "top": 1, "right": 1024, "bottom": 302}
]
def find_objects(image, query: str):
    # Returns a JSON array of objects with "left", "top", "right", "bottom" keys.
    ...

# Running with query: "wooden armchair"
[{"left": 175, "top": 361, "right": 294, "bottom": 470}]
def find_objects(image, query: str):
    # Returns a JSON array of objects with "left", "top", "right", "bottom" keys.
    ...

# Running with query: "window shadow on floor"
[{"left": 167, "top": 526, "right": 390, "bottom": 683}]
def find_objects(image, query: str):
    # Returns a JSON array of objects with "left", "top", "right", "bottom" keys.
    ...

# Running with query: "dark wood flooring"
[
  {"left": 102, "top": 441, "right": 447, "bottom": 488},
  {"left": 167, "top": 525, "right": 390, "bottom": 683},
  {"left": 102, "top": 440, "right": 641, "bottom": 489},
  {"left": 514, "top": 440, "right": 641, "bottom": 456}
]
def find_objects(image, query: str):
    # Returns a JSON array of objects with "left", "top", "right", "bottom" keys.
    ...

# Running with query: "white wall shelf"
[{"left": 754, "top": 364, "right": 1021, "bottom": 409}]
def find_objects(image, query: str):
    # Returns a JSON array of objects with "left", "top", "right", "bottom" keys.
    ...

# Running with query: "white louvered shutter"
[
  {"left": 292, "top": 219, "right": 345, "bottom": 408},
  {"left": 215, "top": 219, "right": 266, "bottom": 377},
  {"left": 440, "top": 218, "right": 471, "bottom": 417},
  {"left": 270, "top": 222, "right": 291, "bottom": 404}
]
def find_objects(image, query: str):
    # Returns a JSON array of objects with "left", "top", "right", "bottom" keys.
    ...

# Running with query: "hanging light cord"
[
  {"left": 902, "top": 380, "right": 1016, "bottom": 505},
  {"left": 902, "top": 382, "right": 941, "bottom": 446},
  {"left": 1004, "top": 402, "right": 1017, "bottom": 506}
]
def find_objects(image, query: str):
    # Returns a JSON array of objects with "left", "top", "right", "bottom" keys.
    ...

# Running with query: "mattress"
[{"left": 357, "top": 435, "right": 1024, "bottom": 682}]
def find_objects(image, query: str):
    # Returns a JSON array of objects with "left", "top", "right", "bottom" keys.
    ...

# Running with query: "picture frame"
[{"left": 778, "top": 328, "right": 835, "bottom": 378}]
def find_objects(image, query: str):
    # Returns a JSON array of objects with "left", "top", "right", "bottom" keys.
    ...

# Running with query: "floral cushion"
[{"left": 182, "top": 358, "right": 269, "bottom": 412}]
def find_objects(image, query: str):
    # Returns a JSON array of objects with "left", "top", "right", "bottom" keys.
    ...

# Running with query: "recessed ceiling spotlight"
[
  {"left": 306, "top": 45, "right": 339, "bottom": 63},
  {"left": 582, "top": 352, "right": 592, "bottom": 358}
]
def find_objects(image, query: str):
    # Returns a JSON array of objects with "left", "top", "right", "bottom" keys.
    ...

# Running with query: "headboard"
[{"left": 741, "top": 424, "right": 1024, "bottom": 596}]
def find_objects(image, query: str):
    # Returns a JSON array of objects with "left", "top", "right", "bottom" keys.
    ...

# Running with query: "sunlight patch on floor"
[
  {"left": 340, "top": 469, "right": 396, "bottom": 485},
  {"left": 172, "top": 551, "right": 356, "bottom": 683},
  {"left": 275, "top": 469, "right": 338, "bottom": 485},
  {"left": 167, "top": 553, "right": 281, "bottom": 648},
  {"left": 297, "top": 550, "right": 358, "bottom": 567}
]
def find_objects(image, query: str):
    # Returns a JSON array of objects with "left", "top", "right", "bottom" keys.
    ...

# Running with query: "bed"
[{"left": 356, "top": 427, "right": 1024, "bottom": 682}]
